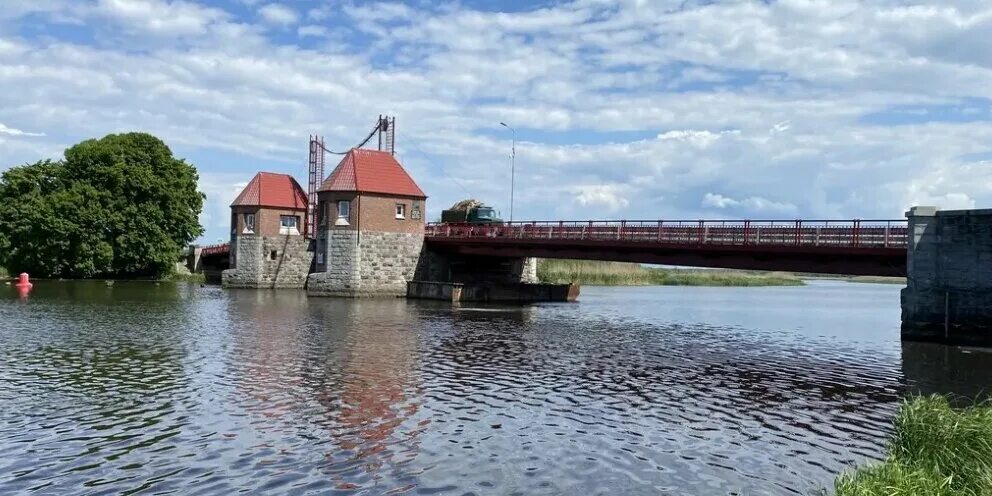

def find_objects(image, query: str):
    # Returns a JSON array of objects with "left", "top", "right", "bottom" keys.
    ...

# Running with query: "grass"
[
  {"left": 536, "top": 259, "right": 804, "bottom": 287},
  {"left": 834, "top": 395, "right": 992, "bottom": 496},
  {"left": 164, "top": 271, "right": 205, "bottom": 283}
]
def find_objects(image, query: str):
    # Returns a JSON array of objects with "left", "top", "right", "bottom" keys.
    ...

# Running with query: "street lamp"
[{"left": 500, "top": 122, "right": 515, "bottom": 222}]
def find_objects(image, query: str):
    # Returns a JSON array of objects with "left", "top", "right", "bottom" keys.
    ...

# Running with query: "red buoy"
[{"left": 14, "top": 273, "right": 32, "bottom": 289}]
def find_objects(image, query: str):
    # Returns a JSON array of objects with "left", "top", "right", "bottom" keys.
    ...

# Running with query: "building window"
[
  {"left": 279, "top": 215, "right": 300, "bottom": 235},
  {"left": 336, "top": 200, "right": 350, "bottom": 226},
  {"left": 412, "top": 202, "right": 422, "bottom": 220},
  {"left": 395, "top": 203, "right": 406, "bottom": 219},
  {"left": 243, "top": 213, "right": 255, "bottom": 234},
  {"left": 270, "top": 250, "right": 278, "bottom": 260}
]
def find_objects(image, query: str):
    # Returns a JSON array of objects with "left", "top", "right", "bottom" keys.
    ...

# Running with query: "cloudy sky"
[{"left": 1, "top": 0, "right": 990, "bottom": 243}]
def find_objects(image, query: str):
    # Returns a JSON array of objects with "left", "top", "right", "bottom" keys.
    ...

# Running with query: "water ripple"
[{"left": 1, "top": 281, "right": 990, "bottom": 495}]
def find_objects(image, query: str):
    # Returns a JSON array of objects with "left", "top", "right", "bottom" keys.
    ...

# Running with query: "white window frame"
[
  {"left": 395, "top": 203, "right": 406, "bottom": 220},
  {"left": 336, "top": 200, "right": 351, "bottom": 226},
  {"left": 279, "top": 215, "right": 300, "bottom": 235},
  {"left": 243, "top": 213, "right": 255, "bottom": 234}
]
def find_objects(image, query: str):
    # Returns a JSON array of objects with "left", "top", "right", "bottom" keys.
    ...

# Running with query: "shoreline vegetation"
[
  {"left": 537, "top": 259, "right": 805, "bottom": 287},
  {"left": 833, "top": 395, "right": 992, "bottom": 496},
  {"left": 536, "top": 259, "right": 907, "bottom": 287}
]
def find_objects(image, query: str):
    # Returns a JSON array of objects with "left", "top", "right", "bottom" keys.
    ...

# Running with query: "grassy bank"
[
  {"left": 800, "top": 274, "right": 907, "bottom": 285},
  {"left": 536, "top": 259, "right": 804, "bottom": 287},
  {"left": 834, "top": 395, "right": 992, "bottom": 496},
  {"left": 165, "top": 272, "right": 205, "bottom": 283}
]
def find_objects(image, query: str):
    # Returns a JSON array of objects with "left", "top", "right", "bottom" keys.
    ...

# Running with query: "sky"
[{"left": 1, "top": 0, "right": 991, "bottom": 243}]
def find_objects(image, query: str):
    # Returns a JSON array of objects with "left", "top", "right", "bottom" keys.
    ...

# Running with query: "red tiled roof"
[
  {"left": 319, "top": 148, "right": 426, "bottom": 198},
  {"left": 231, "top": 172, "right": 308, "bottom": 209}
]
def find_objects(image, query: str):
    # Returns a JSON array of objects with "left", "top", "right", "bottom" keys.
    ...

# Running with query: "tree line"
[{"left": 0, "top": 133, "right": 204, "bottom": 279}]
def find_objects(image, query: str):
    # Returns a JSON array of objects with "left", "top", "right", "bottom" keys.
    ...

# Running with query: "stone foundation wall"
[
  {"left": 222, "top": 235, "right": 313, "bottom": 289},
  {"left": 308, "top": 230, "right": 423, "bottom": 297},
  {"left": 902, "top": 206, "right": 992, "bottom": 345}
]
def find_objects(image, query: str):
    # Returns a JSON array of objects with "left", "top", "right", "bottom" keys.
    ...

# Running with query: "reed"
[
  {"left": 536, "top": 259, "right": 803, "bottom": 287},
  {"left": 835, "top": 395, "right": 992, "bottom": 496}
]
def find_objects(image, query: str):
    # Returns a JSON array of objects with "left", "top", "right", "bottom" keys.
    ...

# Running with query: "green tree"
[{"left": 0, "top": 133, "right": 204, "bottom": 278}]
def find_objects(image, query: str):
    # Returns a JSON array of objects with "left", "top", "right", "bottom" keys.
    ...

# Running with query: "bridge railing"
[
  {"left": 425, "top": 220, "right": 909, "bottom": 249},
  {"left": 200, "top": 242, "right": 230, "bottom": 256}
]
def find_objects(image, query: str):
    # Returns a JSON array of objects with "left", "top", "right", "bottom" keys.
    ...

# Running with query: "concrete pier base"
[
  {"left": 407, "top": 280, "right": 579, "bottom": 303},
  {"left": 901, "top": 207, "right": 992, "bottom": 346}
]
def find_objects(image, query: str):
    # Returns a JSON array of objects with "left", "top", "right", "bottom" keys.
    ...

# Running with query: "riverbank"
[
  {"left": 834, "top": 395, "right": 992, "bottom": 495},
  {"left": 536, "top": 259, "right": 804, "bottom": 287},
  {"left": 802, "top": 274, "right": 906, "bottom": 285}
]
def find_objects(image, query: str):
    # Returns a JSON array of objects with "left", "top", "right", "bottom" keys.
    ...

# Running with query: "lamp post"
[{"left": 500, "top": 122, "right": 515, "bottom": 222}]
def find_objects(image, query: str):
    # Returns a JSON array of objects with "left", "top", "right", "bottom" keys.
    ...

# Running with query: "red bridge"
[{"left": 425, "top": 219, "right": 909, "bottom": 277}]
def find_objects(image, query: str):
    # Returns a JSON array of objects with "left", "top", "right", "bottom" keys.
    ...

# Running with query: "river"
[{"left": 1, "top": 280, "right": 990, "bottom": 495}]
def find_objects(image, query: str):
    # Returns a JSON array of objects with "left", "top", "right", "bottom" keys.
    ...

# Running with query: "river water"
[{"left": 2, "top": 281, "right": 990, "bottom": 495}]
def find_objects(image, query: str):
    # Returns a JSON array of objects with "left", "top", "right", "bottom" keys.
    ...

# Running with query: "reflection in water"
[
  {"left": 902, "top": 341, "right": 992, "bottom": 402},
  {"left": 1, "top": 281, "right": 991, "bottom": 495}
]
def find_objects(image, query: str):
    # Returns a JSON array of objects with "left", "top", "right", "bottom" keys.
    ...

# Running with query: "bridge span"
[{"left": 425, "top": 219, "right": 909, "bottom": 277}]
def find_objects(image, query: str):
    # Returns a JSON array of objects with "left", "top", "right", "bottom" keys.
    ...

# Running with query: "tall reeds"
[
  {"left": 836, "top": 395, "right": 992, "bottom": 496},
  {"left": 535, "top": 259, "right": 804, "bottom": 287}
]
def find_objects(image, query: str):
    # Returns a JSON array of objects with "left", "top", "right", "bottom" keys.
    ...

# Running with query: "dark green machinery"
[{"left": 441, "top": 199, "right": 503, "bottom": 224}]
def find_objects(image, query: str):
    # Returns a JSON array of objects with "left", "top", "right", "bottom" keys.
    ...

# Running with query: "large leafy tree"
[{"left": 0, "top": 133, "right": 204, "bottom": 278}]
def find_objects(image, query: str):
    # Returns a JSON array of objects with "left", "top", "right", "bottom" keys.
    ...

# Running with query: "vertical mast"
[{"left": 307, "top": 135, "right": 325, "bottom": 239}]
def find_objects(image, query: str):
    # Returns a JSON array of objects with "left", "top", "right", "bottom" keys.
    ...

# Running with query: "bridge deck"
[{"left": 425, "top": 220, "right": 909, "bottom": 276}]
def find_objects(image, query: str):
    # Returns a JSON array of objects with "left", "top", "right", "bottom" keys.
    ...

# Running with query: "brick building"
[
  {"left": 222, "top": 172, "right": 314, "bottom": 288},
  {"left": 308, "top": 148, "right": 427, "bottom": 296}
]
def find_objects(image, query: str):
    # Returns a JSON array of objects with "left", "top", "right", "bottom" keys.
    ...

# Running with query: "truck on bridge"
[{"left": 441, "top": 199, "right": 503, "bottom": 225}]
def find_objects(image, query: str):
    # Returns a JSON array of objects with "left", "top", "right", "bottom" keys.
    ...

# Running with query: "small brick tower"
[
  {"left": 308, "top": 148, "right": 427, "bottom": 296},
  {"left": 222, "top": 172, "right": 314, "bottom": 288}
]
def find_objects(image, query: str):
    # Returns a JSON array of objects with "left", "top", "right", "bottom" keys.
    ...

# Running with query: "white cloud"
[
  {"left": 297, "top": 25, "right": 327, "bottom": 38},
  {"left": 770, "top": 120, "right": 791, "bottom": 134},
  {"left": 94, "top": 0, "right": 228, "bottom": 36},
  {"left": 574, "top": 185, "right": 630, "bottom": 211},
  {"left": 1, "top": 0, "right": 992, "bottom": 241},
  {"left": 258, "top": 3, "right": 299, "bottom": 26},
  {"left": 657, "top": 129, "right": 739, "bottom": 148},
  {"left": 702, "top": 193, "right": 798, "bottom": 215},
  {"left": 0, "top": 123, "right": 45, "bottom": 137}
]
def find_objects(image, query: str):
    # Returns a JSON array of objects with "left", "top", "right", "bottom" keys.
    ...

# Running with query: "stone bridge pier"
[
  {"left": 415, "top": 248, "right": 538, "bottom": 285},
  {"left": 409, "top": 247, "right": 573, "bottom": 303},
  {"left": 902, "top": 206, "right": 992, "bottom": 346}
]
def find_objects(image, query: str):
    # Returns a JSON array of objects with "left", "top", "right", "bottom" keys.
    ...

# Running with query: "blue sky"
[{"left": 1, "top": 0, "right": 991, "bottom": 243}]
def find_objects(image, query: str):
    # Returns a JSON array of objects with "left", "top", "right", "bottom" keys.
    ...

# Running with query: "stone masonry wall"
[
  {"left": 308, "top": 230, "right": 423, "bottom": 297},
  {"left": 358, "top": 232, "right": 424, "bottom": 294},
  {"left": 222, "top": 234, "right": 313, "bottom": 289},
  {"left": 902, "top": 206, "right": 992, "bottom": 345},
  {"left": 307, "top": 230, "right": 360, "bottom": 296}
]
